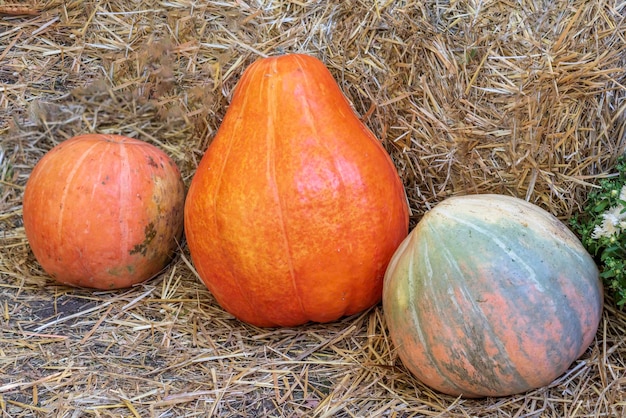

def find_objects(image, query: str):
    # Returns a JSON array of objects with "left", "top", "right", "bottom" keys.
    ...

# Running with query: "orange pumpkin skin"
[
  {"left": 23, "top": 134, "right": 185, "bottom": 289},
  {"left": 383, "top": 194, "right": 603, "bottom": 397},
  {"left": 184, "top": 54, "right": 409, "bottom": 327}
]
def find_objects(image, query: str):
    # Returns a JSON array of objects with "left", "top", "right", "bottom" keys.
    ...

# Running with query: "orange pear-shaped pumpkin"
[{"left": 184, "top": 54, "right": 409, "bottom": 327}]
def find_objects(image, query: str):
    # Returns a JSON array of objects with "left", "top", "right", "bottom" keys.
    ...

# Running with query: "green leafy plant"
[{"left": 571, "top": 156, "right": 626, "bottom": 306}]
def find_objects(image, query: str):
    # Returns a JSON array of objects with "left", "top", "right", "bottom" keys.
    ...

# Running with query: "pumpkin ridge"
[
  {"left": 267, "top": 66, "right": 308, "bottom": 325},
  {"left": 442, "top": 253, "right": 527, "bottom": 394},
  {"left": 199, "top": 65, "right": 263, "bottom": 320},
  {"left": 422, "top": 232, "right": 525, "bottom": 395},
  {"left": 296, "top": 57, "right": 390, "bottom": 317},
  {"left": 57, "top": 139, "right": 101, "bottom": 252},
  {"left": 405, "top": 241, "right": 453, "bottom": 389},
  {"left": 89, "top": 145, "right": 108, "bottom": 202},
  {"left": 407, "top": 244, "right": 469, "bottom": 396},
  {"left": 118, "top": 141, "right": 132, "bottom": 265},
  {"left": 293, "top": 59, "right": 351, "bottom": 316}
]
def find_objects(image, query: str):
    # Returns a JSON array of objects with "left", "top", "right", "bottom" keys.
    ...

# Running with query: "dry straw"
[{"left": 1, "top": 0, "right": 625, "bottom": 416}]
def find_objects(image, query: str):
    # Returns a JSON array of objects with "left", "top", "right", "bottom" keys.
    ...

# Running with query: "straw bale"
[{"left": 1, "top": 0, "right": 626, "bottom": 416}]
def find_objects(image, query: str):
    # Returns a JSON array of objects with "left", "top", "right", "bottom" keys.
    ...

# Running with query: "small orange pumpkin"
[
  {"left": 23, "top": 134, "right": 185, "bottom": 289},
  {"left": 184, "top": 54, "right": 409, "bottom": 327}
]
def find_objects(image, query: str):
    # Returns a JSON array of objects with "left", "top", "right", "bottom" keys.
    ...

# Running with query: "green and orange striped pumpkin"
[{"left": 383, "top": 194, "right": 603, "bottom": 397}]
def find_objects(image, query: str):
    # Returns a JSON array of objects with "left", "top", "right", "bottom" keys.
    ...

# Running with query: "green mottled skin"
[{"left": 383, "top": 194, "right": 603, "bottom": 398}]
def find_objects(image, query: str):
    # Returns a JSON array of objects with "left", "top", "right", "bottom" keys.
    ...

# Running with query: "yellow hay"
[{"left": 1, "top": 0, "right": 625, "bottom": 416}]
